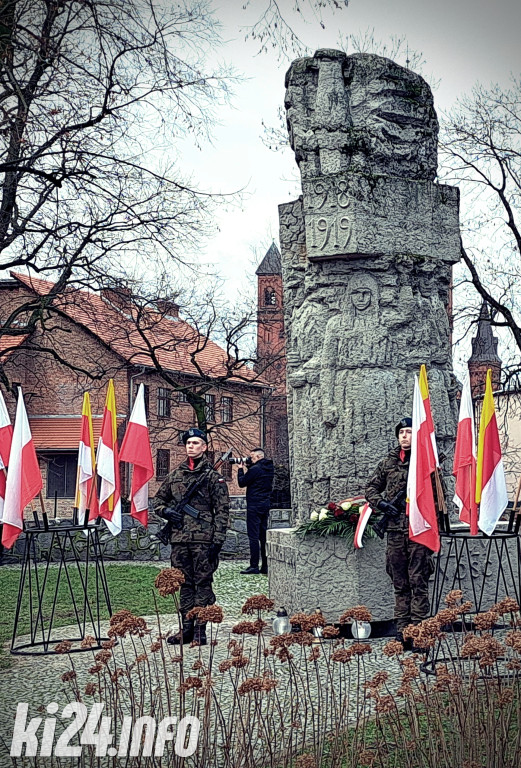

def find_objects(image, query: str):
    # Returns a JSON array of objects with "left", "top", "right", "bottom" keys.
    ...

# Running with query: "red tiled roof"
[
  {"left": 11, "top": 273, "right": 262, "bottom": 387},
  {"left": 0, "top": 333, "right": 29, "bottom": 358},
  {"left": 29, "top": 416, "right": 104, "bottom": 450},
  {"left": 29, "top": 415, "right": 124, "bottom": 450}
]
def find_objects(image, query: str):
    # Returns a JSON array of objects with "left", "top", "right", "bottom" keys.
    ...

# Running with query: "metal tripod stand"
[{"left": 11, "top": 515, "right": 112, "bottom": 656}]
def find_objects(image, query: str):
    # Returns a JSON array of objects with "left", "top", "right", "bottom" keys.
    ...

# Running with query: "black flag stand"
[
  {"left": 421, "top": 524, "right": 521, "bottom": 675},
  {"left": 11, "top": 512, "right": 113, "bottom": 656}
]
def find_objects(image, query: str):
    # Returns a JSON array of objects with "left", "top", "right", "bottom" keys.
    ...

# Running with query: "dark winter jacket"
[
  {"left": 237, "top": 458, "right": 275, "bottom": 515},
  {"left": 365, "top": 446, "right": 410, "bottom": 531},
  {"left": 153, "top": 455, "right": 230, "bottom": 544}
]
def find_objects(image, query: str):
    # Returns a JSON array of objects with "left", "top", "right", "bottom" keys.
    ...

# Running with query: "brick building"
[{"left": 0, "top": 273, "right": 267, "bottom": 516}]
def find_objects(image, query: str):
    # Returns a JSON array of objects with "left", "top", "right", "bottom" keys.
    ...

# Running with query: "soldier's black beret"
[
  {"left": 395, "top": 417, "right": 412, "bottom": 438},
  {"left": 182, "top": 428, "right": 208, "bottom": 444}
]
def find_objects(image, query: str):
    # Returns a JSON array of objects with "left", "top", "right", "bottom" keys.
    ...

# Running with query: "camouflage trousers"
[
  {"left": 170, "top": 542, "right": 218, "bottom": 622},
  {"left": 386, "top": 530, "right": 434, "bottom": 631}
]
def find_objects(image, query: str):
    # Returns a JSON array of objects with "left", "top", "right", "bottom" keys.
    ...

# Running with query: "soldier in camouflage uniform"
[
  {"left": 153, "top": 428, "right": 230, "bottom": 646},
  {"left": 365, "top": 417, "right": 433, "bottom": 647}
]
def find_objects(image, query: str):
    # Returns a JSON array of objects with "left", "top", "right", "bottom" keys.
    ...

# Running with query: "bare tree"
[
  {"left": 242, "top": 0, "right": 349, "bottom": 60},
  {"left": 439, "top": 78, "right": 521, "bottom": 384},
  {"left": 0, "top": 0, "right": 350, "bottom": 398},
  {"left": 0, "top": 0, "right": 239, "bottom": 390},
  {"left": 101, "top": 277, "right": 280, "bottom": 436}
]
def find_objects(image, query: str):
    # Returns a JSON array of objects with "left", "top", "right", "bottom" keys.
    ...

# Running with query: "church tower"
[{"left": 467, "top": 303, "right": 502, "bottom": 398}]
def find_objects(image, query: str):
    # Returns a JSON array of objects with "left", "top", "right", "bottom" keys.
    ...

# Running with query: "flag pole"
[
  {"left": 512, "top": 473, "right": 521, "bottom": 535},
  {"left": 38, "top": 491, "right": 49, "bottom": 530},
  {"left": 85, "top": 466, "right": 98, "bottom": 526},
  {"left": 433, "top": 467, "right": 450, "bottom": 533},
  {"left": 513, "top": 472, "right": 521, "bottom": 513}
]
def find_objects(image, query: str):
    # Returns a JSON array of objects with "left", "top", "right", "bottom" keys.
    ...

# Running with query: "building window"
[
  {"left": 134, "top": 383, "right": 150, "bottom": 417},
  {"left": 221, "top": 460, "right": 233, "bottom": 480},
  {"left": 157, "top": 387, "right": 172, "bottom": 418},
  {"left": 47, "top": 454, "right": 77, "bottom": 499},
  {"left": 177, "top": 390, "right": 188, "bottom": 403},
  {"left": 205, "top": 394, "right": 216, "bottom": 423},
  {"left": 221, "top": 396, "right": 233, "bottom": 423},
  {"left": 264, "top": 287, "right": 277, "bottom": 306},
  {"left": 156, "top": 449, "right": 170, "bottom": 479}
]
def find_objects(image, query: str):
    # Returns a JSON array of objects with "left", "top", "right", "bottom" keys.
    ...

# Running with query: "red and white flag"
[
  {"left": 354, "top": 502, "right": 373, "bottom": 549},
  {"left": 75, "top": 392, "right": 99, "bottom": 522},
  {"left": 120, "top": 383, "right": 153, "bottom": 527},
  {"left": 1, "top": 388, "right": 42, "bottom": 549},
  {"left": 0, "top": 389, "right": 13, "bottom": 522},
  {"left": 476, "top": 369, "right": 508, "bottom": 536},
  {"left": 407, "top": 374, "right": 440, "bottom": 552},
  {"left": 453, "top": 375, "right": 478, "bottom": 534},
  {"left": 419, "top": 364, "right": 439, "bottom": 468},
  {"left": 96, "top": 379, "right": 121, "bottom": 536}
]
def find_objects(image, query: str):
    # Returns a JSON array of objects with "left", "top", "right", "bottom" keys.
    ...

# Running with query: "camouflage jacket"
[
  {"left": 365, "top": 446, "right": 410, "bottom": 531},
  {"left": 152, "top": 456, "right": 230, "bottom": 544}
]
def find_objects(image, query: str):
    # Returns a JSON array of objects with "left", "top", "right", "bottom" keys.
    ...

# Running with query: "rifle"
[
  {"left": 155, "top": 451, "right": 231, "bottom": 546},
  {"left": 372, "top": 487, "right": 407, "bottom": 539}
]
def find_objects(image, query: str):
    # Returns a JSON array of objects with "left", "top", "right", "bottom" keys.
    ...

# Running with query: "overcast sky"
[{"left": 177, "top": 0, "right": 521, "bottom": 301}]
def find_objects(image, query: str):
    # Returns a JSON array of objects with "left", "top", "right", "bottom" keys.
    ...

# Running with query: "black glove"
[
  {"left": 161, "top": 505, "right": 183, "bottom": 525},
  {"left": 208, "top": 541, "right": 223, "bottom": 563},
  {"left": 377, "top": 499, "right": 399, "bottom": 518}
]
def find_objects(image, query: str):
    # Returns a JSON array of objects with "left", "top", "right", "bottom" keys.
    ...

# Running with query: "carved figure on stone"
[
  {"left": 320, "top": 273, "right": 390, "bottom": 428},
  {"left": 286, "top": 296, "right": 330, "bottom": 388}
]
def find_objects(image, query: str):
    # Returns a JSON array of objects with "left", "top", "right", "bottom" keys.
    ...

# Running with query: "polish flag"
[
  {"left": 119, "top": 384, "right": 153, "bottom": 526},
  {"left": 75, "top": 392, "right": 99, "bottom": 522},
  {"left": 354, "top": 502, "right": 373, "bottom": 549},
  {"left": 476, "top": 369, "right": 508, "bottom": 536},
  {"left": 1, "top": 388, "right": 42, "bottom": 549},
  {"left": 0, "top": 389, "right": 13, "bottom": 521},
  {"left": 407, "top": 374, "right": 440, "bottom": 552},
  {"left": 419, "top": 364, "right": 439, "bottom": 468},
  {"left": 96, "top": 379, "right": 121, "bottom": 536},
  {"left": 453, "top": 375, "right": 478, "bottom": 534}
]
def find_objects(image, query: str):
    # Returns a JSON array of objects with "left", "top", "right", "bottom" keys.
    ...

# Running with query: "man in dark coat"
[
  {"left": 365, "top": 418, "right": 434, "bottom": 647},
  {"left": 237, "top": 447, "right": 274, "bottom": 575},
  {"left": 153, "top": 428, "right": 230, "bottom": 645}
]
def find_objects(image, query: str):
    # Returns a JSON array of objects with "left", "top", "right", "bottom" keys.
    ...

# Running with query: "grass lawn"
[{"left": 0, "top": 559, "right": 267, "bottom": 669}]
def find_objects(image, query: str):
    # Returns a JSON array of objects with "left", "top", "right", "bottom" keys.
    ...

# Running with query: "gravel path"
[{"left": 0, "top": 561, "right": 407, "bottom": 768}]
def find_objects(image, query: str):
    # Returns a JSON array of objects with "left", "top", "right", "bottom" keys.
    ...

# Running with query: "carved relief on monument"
[
  {"left": 285, "top": 50, "right": 438, "bottom": 181},
  {"left": 285, "top": 51, "right": 460, "bottom": 263},
  {"left": 279, "top": 51, "right": 461, "bottom": 519},
  {"left": 300, "top": 174, "right": 460, "bottom": 261}
]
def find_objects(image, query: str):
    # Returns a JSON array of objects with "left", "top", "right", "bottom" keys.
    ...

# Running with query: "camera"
[{"left": 229, "top": 456, "right": 252, "bottom": 467}]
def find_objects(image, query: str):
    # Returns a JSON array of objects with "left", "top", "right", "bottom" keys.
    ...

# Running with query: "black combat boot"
[
  {"left": 192, "top": 623, "right": 207, "bottom": 646},
  {"left": 167, "top": 619, "right": 194, "bottom": 645},
  {"left": 395, "top": 631, "right": 413, "bottom": 652}
]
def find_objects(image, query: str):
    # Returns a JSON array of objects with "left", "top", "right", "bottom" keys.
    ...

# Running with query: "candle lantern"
[{"left": 272, "top": 607, "right": 290, "bottom": 635}]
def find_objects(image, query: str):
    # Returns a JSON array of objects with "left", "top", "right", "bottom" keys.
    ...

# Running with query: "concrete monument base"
[
  {"left": 266, "top": 528, "right": 394, "bottom": 623},
  {"left": 267, "top": 526, "right": 521, "bottom": 626}
]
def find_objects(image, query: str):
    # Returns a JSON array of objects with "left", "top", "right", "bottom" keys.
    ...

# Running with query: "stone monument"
[{"left": 268, "top": 51, "right": 461, "bottom": 621}]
